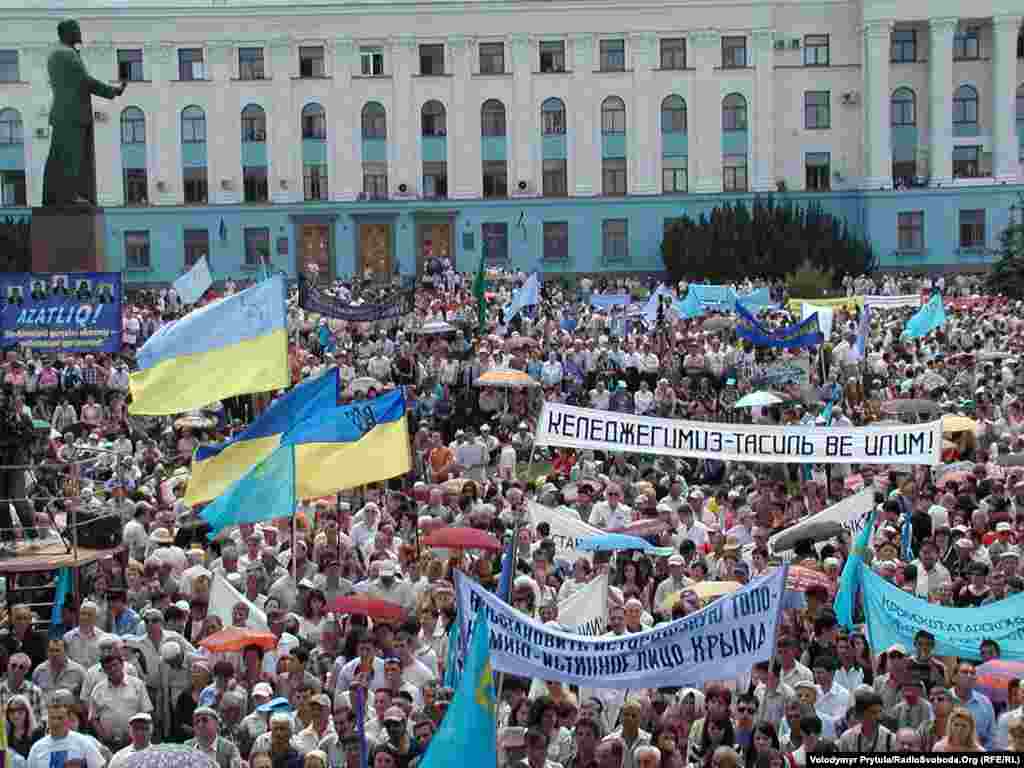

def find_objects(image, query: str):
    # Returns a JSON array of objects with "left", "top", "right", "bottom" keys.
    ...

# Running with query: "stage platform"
[{"left": 0, "top": 538, "right": 122, "bottom": 573}]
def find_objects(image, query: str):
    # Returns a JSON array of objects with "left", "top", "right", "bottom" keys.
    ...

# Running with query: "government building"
[{"left": 0, "top": 0, "right": 1022, "bottom": 282}]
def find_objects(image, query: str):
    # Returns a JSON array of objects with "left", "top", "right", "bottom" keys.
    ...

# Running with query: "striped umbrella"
[{"left": 976, "top": 659, "right": 1024, "bottom": 705}]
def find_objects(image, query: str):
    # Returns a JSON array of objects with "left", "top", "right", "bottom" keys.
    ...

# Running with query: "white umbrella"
[
  {"left": 733, "top": 391, "right": 784, "bottom": 409},
  {"left": 419, "top": 320, "right": 456, "bottom": 335}
]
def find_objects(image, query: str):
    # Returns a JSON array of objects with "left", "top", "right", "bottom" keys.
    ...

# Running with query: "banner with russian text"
[
  {"left": 454, "top": 567, "right": 786, "bottom": 689},
  {"left": 0, "top": 272, "right": 122, "bottom": 352},
  {"left": 528, "top": 501, "right": 600, "bottom": 563},
  {"left": 535, "top": 402, "right": 942, "bottom": 465},
  {"left": 299, "top": 275, "right": 414, "bottom": 322}
]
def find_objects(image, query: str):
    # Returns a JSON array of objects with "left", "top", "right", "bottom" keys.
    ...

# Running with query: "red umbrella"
[
  {"left": 199, "top": 627, "right": 277, "bottom": 653},
  {"left": 422, "top": 526, "right": 503, "bottom": 551},
  {"left": 330, "top": 595, "right": 407, "bottom": 621}
]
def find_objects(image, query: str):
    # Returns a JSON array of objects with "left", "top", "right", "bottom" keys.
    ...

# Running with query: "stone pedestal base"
[{"left": 31, "top": 206, "right": 107, "bottom": 273}]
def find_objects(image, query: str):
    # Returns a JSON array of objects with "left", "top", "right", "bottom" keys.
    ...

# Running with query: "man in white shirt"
[
  {"left": 589, "top": 484, "right": 633, "bottom": 530},
  {"left": 109, "top": 712, "right": 154, "bottom": 768},
  {"left": 812, "top": 657, "right": 850, "bottom": 724},
  {"left": 28, "top": 695, "right": 105, "bottom": 768}
]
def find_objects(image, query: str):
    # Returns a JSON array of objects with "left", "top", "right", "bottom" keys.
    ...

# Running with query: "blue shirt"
[
  {"left": 963, "top": 688, "right": 995, "bottom": 749},
  {"left": 112, "top": 608, "right": 141, "bottom": 637}
]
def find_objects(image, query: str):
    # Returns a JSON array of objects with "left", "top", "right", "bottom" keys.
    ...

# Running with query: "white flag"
[
  {"left": 174, "top": 256, "right": 213, "bottom": 305},
  {"left": 209, "top": 572, "right": 268, "bottom": 631},
  {"left": 557, "top": 574, "right": 608, "bottom": 636}
]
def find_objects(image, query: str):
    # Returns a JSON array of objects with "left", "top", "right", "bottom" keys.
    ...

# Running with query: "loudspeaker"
[{"left": 75, "top": 511, "right": 121, "bottom": 549}]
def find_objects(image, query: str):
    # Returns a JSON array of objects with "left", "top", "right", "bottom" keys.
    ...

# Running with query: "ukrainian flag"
[
  {"left": 185, "top": 370, "right": 340, "bottom": 507},
  {"left": 419, "top": 605, "right": 496, "bottom": 768},
  {"left": 201, "top": 442, "right": 296, "bottom": 538},
  {"left": 129, "top": 275, "right": 290, "bottom": 416},
  {"left": 282, "top": 388, "right": 411, "bottom": 500}
]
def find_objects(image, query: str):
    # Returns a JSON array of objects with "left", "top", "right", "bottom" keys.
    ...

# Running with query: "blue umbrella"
[{"left": 577, "top": 533, "right": 658, "bottom": 552}]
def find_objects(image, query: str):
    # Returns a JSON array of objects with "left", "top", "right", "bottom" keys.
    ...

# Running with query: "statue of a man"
[{"left": 42, "top": 19, "right": 127, "bottom": 207}]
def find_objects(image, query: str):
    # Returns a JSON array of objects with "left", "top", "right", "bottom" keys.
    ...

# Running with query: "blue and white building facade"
[{"left": 0, "top": 0, "right": 1022, "bottom": 282}]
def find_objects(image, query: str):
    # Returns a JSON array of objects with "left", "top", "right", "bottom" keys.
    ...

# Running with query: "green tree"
[
  {"left": 661, "top": 196, "right": 875, "bottom": 285},
  {"left": 984, "top": 195, "right": 1024, "bottom": 299}
]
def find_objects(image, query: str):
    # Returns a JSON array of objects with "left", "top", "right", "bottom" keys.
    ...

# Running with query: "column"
[
  {"left": 750, "top": 29, "right": 776, "bottom": 192},
  {"left": 268, "top": 35, "right": 295, "bottom": 203},
  {"left": 691, "top": 29, "right": 721, "bottom": 193},
  {"left": 509, "top": 33, "right": 533, "bottom": 195},
  {"left": 570, "top": 33, "right": 596, "bottom": 196},
  {"left": 207, "top": 40, "right": 239, "bottom": 204},
  {"left": 928, "top": 18, "right": 956, "bottom": 186},
  {"left": 84, "top": 41, "right": 121, "bottom": 206},
  {"left": 389, "top": 34, "right": 416, "bottom": 196},
  {"left": 332, "top": 36, "right": 359, "bottom": 201},
  {"left": 992, "top": 15, "right": 1023, "bottom": 182},
  {"left": 146, "top": 42, "right": 180, "bottom": 205},
  {"left": 449, "top": 34, "right": 478, "bottom": 199},
  {"left": 629, "top": 31, "right": 658, "bottom": 195},
  {"left": 861, "top": 21, "right": 892, "bottom": 189}
]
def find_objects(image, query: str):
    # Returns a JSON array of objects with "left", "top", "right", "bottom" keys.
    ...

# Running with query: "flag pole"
[{"left": 290, "top": 445, "right": 298, "bottom": 582}]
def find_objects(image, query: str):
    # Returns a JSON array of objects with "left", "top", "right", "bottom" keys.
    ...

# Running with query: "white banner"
[
  {"left": 802, "top": 303, "right": 834, "bottom": 340},
  {"left": 528, "top": 500, "right": 600, "bottom": 563},
  {"left": 864, "top": 295, "right": 922, "bottom": 310},
  {"left": 535, "top": 402, "right": 942, "bottom": 466},
  {"left": 768, "top": 489, "right": 875, "bottom": 555},
  {"left": 455, "top": 567, "right": 786, "bottom": 689},
  {"left": 173, "top": 256, "right": 213, "bottom": 306},
  {"left": 209, "top": 573, "right": 269, "bottom": 631},
  {"left": 557, "top": 575, "right": 608, "bottom": 637}
]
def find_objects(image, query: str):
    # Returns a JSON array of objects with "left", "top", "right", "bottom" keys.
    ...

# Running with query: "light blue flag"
[
  {"left": 420, "top": 606, "right": 496, "bottom": 768},
  {"left": 49, "top": 568, "right": 73, "bottom": 639},
  {"left": 671, "top": 291, "right": 705, "bottom": 320},
  {"left": 852, "top": 304, "right": 871, "bottom": 361},
  {"left": 834, "top": 506, "right": 877, "bottom": 629},
  {"left": 902, "top": 293, "right": 946, "bottom": 339},
  {"left": 201, "top": 443, "right": 296, "bottom": 538},
  {"left": 443, "top": 618, "right": 461, "bottom": 688},
  {"left": 505, "top": 273, "right": 540, "bottom": 321},
  {"left": 642, "top": 284, "right": 673, "bottom": 326}
]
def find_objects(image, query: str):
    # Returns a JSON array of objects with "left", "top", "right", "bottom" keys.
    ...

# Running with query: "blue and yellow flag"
[
  {"left": 186, "top": 370, "right": 340, "bottom": 506},
  {"left": 201, "top": 443, "right": 296, "bottom": 538},
  {"left": 834, "top": 506, "right": 878, "bottom": 629},
  {"left": 420, "top": 605, "right": 496, "bottom": 768},
  {"left": 282, "top": 388, "right": 411, "bottom": 500},
  {"left": 129, "top": 275, "right": 290, "bottom": 416}
]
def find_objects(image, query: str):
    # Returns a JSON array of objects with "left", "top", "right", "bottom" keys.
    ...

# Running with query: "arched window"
[
  {"left": 421, "top": 100, "right": 446, "bottom": 136},
  {"left": 241, "top": 104, "right": 266, "bottom": 142},
  {"left": 0, "top": 108, "right": 23, "bottom": 145},
  {"left": 661, "top": 95, "right": 686, "bottom": 133},
  {"left": 302, "top": 103, "right": 326, "bottom": 139},
  {"left": 120, "top": 107, "right": 145, "bottom": 145},
  {"left": 891, "top": 88, "right": 916, "bottom": 126},
  {"left": 952, "top": 85, "right": 978, "bottom": 126},
  {"left": 541, "top": 97, "right": 565, "bottom": 135},
  {"left": 481, "top": 99, "right": 506, "bottom": 137},
  {"left": 362, "top": 102, "right": 386, "bottom": 139},
  {"left": 722, "top": 93, "right": 747, "bottom": 131},
  {"left": 601, "top": 96, "right": 626, "bottom": 134},
  {"left": 181, "top": 106, "right": 206, "bottom": 143}
]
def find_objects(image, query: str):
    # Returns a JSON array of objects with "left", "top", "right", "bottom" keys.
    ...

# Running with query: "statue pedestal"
[{"left": 31, "top": 206, "right": 107, "bottom": 273}]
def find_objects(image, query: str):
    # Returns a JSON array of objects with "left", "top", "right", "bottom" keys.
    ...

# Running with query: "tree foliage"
[
  {"left": 786, "top": 261, "right": 835, "bottom": 299},
  {"left": 660, "top": 196, "right": 876, "bottom": 286},
  {"left": 984, "top": 197, "right": 1024, "bottom": 300},
  {"left": 0, "top": 216, "right": 31, "bottom": 273}
]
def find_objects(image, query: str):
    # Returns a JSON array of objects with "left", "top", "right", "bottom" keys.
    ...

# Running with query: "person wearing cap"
[
  {"left": 652, "top": 555, "right": 690, "bottom": 617},
  {"left": 354, "top": 560, "right": 416, "bottom": 613},
  {"left": 26, "top": 692, "right": 105, "bottom": 768},
  {"left": 62, "top": 601, "right": 111, "bottom": 670},
  {"left": 188, "top": 706, "right": 242, "bottom": 768},
  {"left": 108, "top": 713, "right": 153, "bottom": 768},
  {"left": 380, "top": 705, "right": 422, "bottom": 767},
  {"left": 88, "top": 643, "right": 153, "bottom": 750}
]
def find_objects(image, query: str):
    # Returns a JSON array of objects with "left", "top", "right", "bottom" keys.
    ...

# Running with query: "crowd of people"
[{"left": 1, "top": 264, "right": 1022, "bottom": 768}]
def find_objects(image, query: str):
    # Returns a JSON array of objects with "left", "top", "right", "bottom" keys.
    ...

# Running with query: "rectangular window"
[
  {"left": 803, "top": 34, "right": 829, "bottom": 66},
  {"left": 419, "top": 44, "right": 444, "bottom": 75},
  {"left": 178, "top": 48, "right": 205, "bottom": 81},
  {"left": 124, "top": 168, "right": 148, "bottom": 205},
  {"left": 304, "top": 164, "right": 328, "bottom": 201},
  {"left": 423, "top": 161, "right": 447, "bottom": 198},
  {"left": 953, "top": 146, "right": 981, "bottom": 178},
  {"left": 804, "top": 91, "right": 831, "bottom": 129},
  {"left": 602, "top": 219, "right": 628, "bottom": 264},
  {"left": 805, "top": 152, "right": 831, "bottom": 191},
  {"left": 723, "top": 154, "right": 748, "bottom": 192},
  {"left": 244, "top": 227, "right": 271, "bottom": 266},
  {"left": 954, "top": 28, "right": 980, "bottom": 60},
  {"left": 125, "top": 231, "right": 151, "bottom": 269},
  {"left": 539, "top": 41, "right": 566, "bottom": 73},
  {"left": 482, "top": 161, "right": 507, "bottom": 199},
  {"left": 360, "top": 47, "right": 384, "bottom": 76},
  {"left": 602, "top": 158, "right": 627, "bottom": 196},
  {"left": 662, "top": 159, "right": 687, "bottom": 193},
  {"left": 660, "top": 38, "right": 686, "bottom": 69},
  {"left": 482, "top": 222, "right": 509, "bottom": 263},
  {"left": 239, "top": 47, "right": 265, "bottom": 80},
  {"left": 479, "top": 42, "right": 505, "bottom": 74},
  {"left": 892, "top": 161, "right": 916, "bottom": 188},
  {"left": 543, "top": 222, "right": 569, "bottom": 262},
  {"left": 243, "top": 166, "right": 269, "bottom": 203},
  {"left": 542, "top": 159, "right": 567, "bottom": 197},
  {"left": 600, "top": 39, "right": 626, "bottom": 72},
  {"left": 722, "top": 36, "right": 747, "bottom": 68},
  {"left": 117, "top": 49, "right": 144, "bottom": 82},
  {"left": 362, "top": 163, "right": 388, "bottom": 199},
  {"left": 0, "top": 170, "right": 26, "bottom": 206},
  {"left": 299, "top": 46, "right": 325, "bottom": 78},
  {"left": 959, "top": 210, "right": 985, "bottom": 248},
  {"left": 183, "top": 228, "right": 210, "bottom": 267},
  {"left": 0, "top": 50, "right": 18, "bottom": 83},
  {"left": 897, "top": 211, "right": 924, "bottom": 251},
  {"left": 183, "top": 167, "right": 207, "bottom": 204},
  {"left": 891, "top": 29, "right": 916, "bottom": 63}
]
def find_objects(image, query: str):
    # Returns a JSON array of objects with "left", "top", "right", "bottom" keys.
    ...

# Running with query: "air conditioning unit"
[
  {"left": 397, "top": 182, "right": 408, "bottom": 194},
  {"left": 790, "top": 39, "right": 801, "bottom": 49},
  {"left": 34, "top": 127, "right": 49, "bottom": 139},
  {"left": 156, "top": 180, "right": 167, "bottom": 191},
  {"left": 517, "top": 180, "right": 530, "bottom": 192},
  {"left": 93, "top": 110, "right": 108, "bottom": 122},
  {"left": 841, "top": 91, "right": 859, "bottom": 105},
  {"left": 220, "top": 178, "right": 233, "bottom": 190},
  {"left": 773, "top": 39, "right": 786, "bottom": 50}
]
